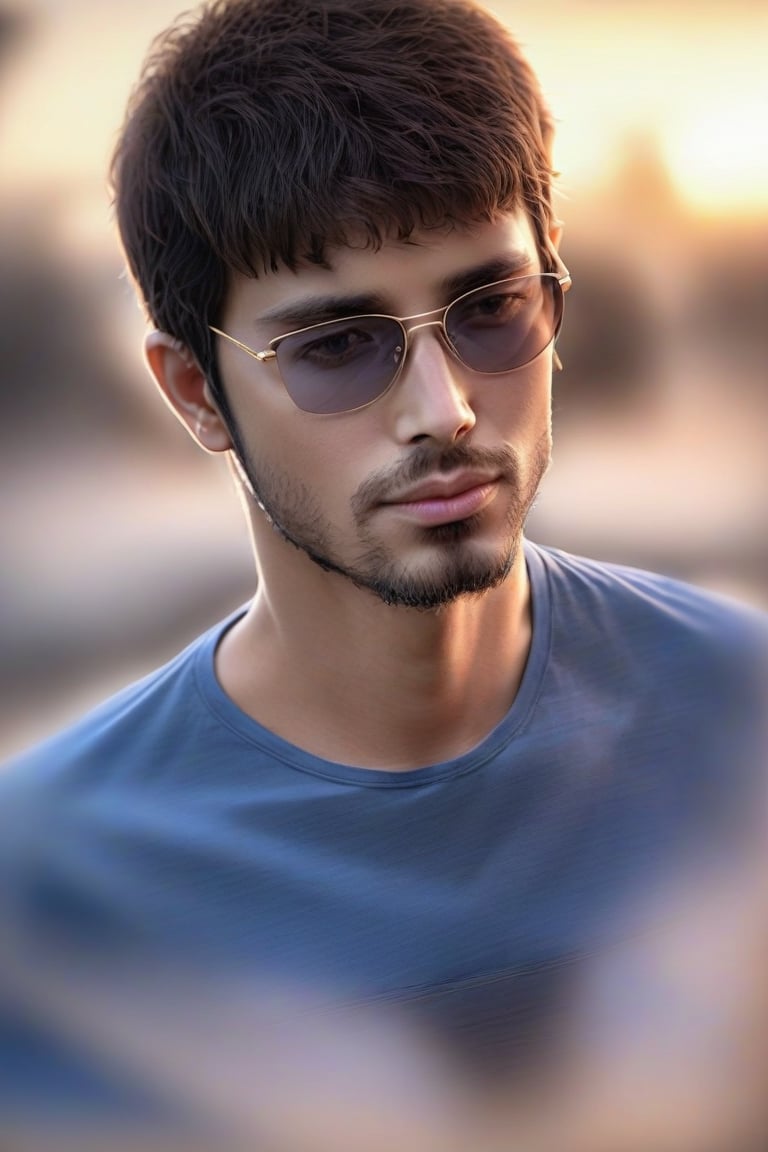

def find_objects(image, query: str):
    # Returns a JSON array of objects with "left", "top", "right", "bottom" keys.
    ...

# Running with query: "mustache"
[{"left": 351, "top": 444, "right": 520, "bottom": 518}]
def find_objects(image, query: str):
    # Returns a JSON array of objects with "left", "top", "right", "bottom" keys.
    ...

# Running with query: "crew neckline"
[{"left": 193, "top": 538, "right": 553, "bottom": 787}]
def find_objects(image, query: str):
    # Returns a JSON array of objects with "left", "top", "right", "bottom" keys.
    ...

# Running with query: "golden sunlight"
[{"left": 661, "top": 91, "right": 768, "bottom": 216}]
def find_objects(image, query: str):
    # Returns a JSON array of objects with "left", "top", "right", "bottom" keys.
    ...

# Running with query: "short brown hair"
[{"left": 111, "top": 0, "right": 555, "bottom": 391}]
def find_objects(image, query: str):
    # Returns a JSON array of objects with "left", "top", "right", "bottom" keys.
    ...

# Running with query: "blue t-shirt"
[{"left": 0, "top": 541, "right": 764, "bottom": 1124}]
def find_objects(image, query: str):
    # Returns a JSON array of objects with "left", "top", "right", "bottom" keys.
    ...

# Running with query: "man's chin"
[
  {"left": 354, "top": 544, "right": 520, "bottom": 611},
  {"left": 259, "top": 492, "right": 521, "bottom": 610}
]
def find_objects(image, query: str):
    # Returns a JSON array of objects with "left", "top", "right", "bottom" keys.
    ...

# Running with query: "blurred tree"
[
  {"left": 687, "top": 249, "right": 768, "bottom": 361},
  {"left": 0, "top": 231, "right": 173, "bottom": 452},
  {"left": 0, "top": 5, "right": 26, "bottom": 73},
  {"left": 554, "top": 251, "right": 663, "bottom": 417}
]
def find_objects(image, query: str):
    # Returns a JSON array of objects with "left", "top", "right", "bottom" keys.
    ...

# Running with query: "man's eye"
[
  {"left": 471, "top": 291, "right": 526, "bottom": 318},
  {"left": 300, "top": 327, "right": 372, "bottom": 363}
]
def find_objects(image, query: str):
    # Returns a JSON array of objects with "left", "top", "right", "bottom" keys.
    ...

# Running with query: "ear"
[
  {"left": 144, "top": 331, "right": 233, "bottom": 453},
  {"left": 545, "top": 217, "right": 567, "bottom": 276},
  {"left": 548, "top": 217, "right": 565, "bottom": 252}
]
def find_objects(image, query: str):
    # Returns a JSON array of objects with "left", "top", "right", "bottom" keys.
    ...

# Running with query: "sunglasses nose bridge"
[
  {"left": 400, "top": 315, "right": 452, "bottom": 355},
  {"left": 402, "top": 317, "right": 445, "bottom": 339},
  {"left": 390, "top": 315, "right": 465, "bottom": 393},
  {"left": 395, "top": 314, "right": 462, "bottom": 377}
]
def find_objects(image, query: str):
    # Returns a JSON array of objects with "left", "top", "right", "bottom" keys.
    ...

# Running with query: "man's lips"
[
  {"left": 385, "top": 471, "right": 502, "bottom": 504},
  {"left": 380, "top": 473, "right": 502, "bottom": 526}
]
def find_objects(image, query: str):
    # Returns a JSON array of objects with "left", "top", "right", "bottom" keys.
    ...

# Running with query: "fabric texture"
[{"left": 0, "top": 540, "right": 764, "bottom": 1112}]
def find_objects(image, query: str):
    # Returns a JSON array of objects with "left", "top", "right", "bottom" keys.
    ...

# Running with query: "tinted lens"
[
  {"left": 275, "top": 316, "right": 405, "bottom": 414},
  {"left": 445, "top": 274, "right": 563, "bottom": 373}
]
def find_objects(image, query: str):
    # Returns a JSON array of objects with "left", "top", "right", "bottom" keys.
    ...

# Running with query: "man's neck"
[{"left": 215, "top": 545, "right": 532, "bottom": 771}]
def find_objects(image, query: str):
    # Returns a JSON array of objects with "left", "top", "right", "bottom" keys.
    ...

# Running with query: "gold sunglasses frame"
[{"left": 209, "top": 270, "right": 572, "bottom": 414}]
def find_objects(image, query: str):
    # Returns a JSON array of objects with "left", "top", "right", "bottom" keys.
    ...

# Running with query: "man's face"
[{"left": 216, "top": 210, "right": 557, "bottom": 610}]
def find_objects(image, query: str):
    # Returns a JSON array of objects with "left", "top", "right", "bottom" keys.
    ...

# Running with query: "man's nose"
[{"left": 390, "top": 325, "right": 477, "bottom": 446}]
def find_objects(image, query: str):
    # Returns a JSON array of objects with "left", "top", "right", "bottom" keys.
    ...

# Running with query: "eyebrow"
[
  {"left": 254, "top": 250, "right": 537, "bottom": 331},
  {"left": 255, "top": 292, "right": 389, "bottom": 331},
  {"left": 438, "top": 252, "right": 536, "bottom": 300}
]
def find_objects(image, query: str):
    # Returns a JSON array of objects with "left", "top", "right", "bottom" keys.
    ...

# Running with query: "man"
[{"left": 1, "top": 1, "right": 766, "bottom": 1148}]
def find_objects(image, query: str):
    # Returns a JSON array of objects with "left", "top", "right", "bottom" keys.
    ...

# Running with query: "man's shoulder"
[
  {"left": 528, "top": 539, "right": 768, "bottom": 716},
  {"left": 529, "top": 541, "right": 767, "bottom": 809},
  {"left": 530, "top": 539, "right": 766, "bottom": 640},
  {"left": 0, "top": 610, "right": 241, "bottom": 807}
]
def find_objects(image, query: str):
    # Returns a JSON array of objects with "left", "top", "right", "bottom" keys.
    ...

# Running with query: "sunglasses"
[{"left": 210, "top": 271, "right": 571, "bottom": 415}]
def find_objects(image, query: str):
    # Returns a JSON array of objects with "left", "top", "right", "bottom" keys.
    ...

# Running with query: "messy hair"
[{"left": 111, "top": 0, "right": 556, "bottom": 390}]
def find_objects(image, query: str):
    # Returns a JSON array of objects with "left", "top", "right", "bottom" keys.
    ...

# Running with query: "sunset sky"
[{"left": 2, "top": 0, "right": 767, "bottom": 243}]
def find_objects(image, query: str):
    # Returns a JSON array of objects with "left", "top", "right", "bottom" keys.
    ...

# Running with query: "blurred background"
[{"left": 1, "top": 0, "right": 766, "bottom": 758}]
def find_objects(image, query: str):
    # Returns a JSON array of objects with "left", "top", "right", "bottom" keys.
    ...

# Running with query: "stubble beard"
[{"left": 232, "top": 435, "right": 551, "bottom": 612}]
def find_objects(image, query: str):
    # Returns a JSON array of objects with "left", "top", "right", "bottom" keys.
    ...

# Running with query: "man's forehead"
[
  {"left": 225, "top": 210, "right": 541, "bottom": 323},
  {"left": 301, "top": 210, "right": 538, "bottom": 274}
]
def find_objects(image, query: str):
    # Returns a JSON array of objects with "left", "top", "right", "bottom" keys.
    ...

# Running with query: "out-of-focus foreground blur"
[{"left": 1, "top": 0, "right": 766, "bottom": 758}]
